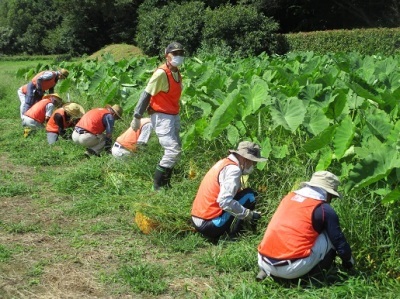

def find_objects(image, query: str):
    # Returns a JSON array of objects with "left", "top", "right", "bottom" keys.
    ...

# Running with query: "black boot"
[
  {"left": 153, "top": 165, "right": 166, "bottom": 191},
  {"left": 163, "top": 167, "right": 173, "bottom": 188}
]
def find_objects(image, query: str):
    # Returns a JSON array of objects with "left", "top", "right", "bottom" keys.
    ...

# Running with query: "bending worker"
[
  {"left": 112, "top": 118, "right": 152, "bottom": 159},
  {"left": 257, "top": 171, "right": 354, "bottom": 281},
  {"left": 191, "top": 141, "right": 266, "bottom": 241},
  {"left": 72, "top": 104, "right": 123, "bottom": 157},
  {"left": 21, "top": 68, "right": 69, "bottom": 115}
]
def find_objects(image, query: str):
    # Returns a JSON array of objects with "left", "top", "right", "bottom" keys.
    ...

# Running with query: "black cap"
[{"left": 165, "top": 42, "right": 184, "bottom": 54}]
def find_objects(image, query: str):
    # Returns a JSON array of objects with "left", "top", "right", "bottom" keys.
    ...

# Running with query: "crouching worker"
[
  {"left": 112, "top": 118, "right": 152, "bottom": 159},
  {"left": 46, "top": 103, "right": 85, "bottom": 144},
  {"left": 22, "top": 94, "right": 63, "bottom": 137},
  {"left": 257, "top": 171, "right": 355, "bottom": 282},
  {"left": 191, "top": 141, "right": 267, "bottom": 241},
  {"left": 72, "top": 104, "right": 123, "bottom": 157}
]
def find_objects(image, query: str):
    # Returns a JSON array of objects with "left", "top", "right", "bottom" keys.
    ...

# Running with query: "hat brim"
[
  {"left": 229, "top": 149, "right": 267, "bottom": 162},
  {"left": 106, "top": 104, "right": 122, "bottom": 119},
  {"left": 300, "top": 181, "right": 342, "bottom": 198}
]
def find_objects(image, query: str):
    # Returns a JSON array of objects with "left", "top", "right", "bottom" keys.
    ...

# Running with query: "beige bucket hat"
[
  {"left": 229, "top": 141, "right": 267, "bottom": 162},
  {"left": 64, "top": 103, "right": 85, "bottom": 119},
  {"left": 300, "top": 171, "right": 341, "bottom": 198}
]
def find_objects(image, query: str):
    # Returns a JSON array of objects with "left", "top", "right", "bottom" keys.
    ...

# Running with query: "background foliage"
[{"left": 0, "top": 0, "right": 399, "bottom": 56}]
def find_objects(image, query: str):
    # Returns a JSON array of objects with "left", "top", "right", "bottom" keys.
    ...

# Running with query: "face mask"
[
  {"left": 170, "top": 55, "right": 184, "bottom": 67},
  {"left": 242, "top": 164, "right": 254, "bottom": 175}
]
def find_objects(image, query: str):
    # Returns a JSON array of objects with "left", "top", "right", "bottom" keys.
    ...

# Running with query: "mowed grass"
[{"left": 0, "top": 56, "right": 399, "bottom": 298}]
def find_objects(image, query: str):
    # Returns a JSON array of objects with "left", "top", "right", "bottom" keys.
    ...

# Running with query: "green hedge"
[{"left": 281, "top": 28, "right": 400, "bottom": 55}]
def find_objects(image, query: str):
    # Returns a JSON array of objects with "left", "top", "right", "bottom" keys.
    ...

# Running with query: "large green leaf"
[
  {"left": 241, "top": 79, "right": 270, "bottom": 117},
  {"left": 345, "top": 146, "right": 400, "bottom": 192},
  {"left": 303, "top": 105, "right": 330, "bottom": 135},
  {"left": 269, "top": 97, "right": 307, "bottom": 132},
  {"left": 203, "top": 89, "right": 241, "bottom": 140},
  {"left": 333, "top": 116, "right": 355, "bottom": 160},
  {"left": 303, "top": 124, "right": 337, "bottom": 153},
  {"left": 365, "top": 108, "right": 393, "bottom": 142},
  {"left": 382, "top": 188, "right": 400, "bottom": 204}
]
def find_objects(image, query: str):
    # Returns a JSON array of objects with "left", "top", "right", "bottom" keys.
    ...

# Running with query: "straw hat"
[
  {"left": 106, "top": 104, "right": 123, "bottom": 119},
  {"left": 300, "top": 171, "right": 341, "bottom": 198},
  {"left": 59, "top": 68, "right": 69, "bottom": 78},
  {"left": 229, "top": 141, "right": 267, "bottom": 162},
  {"left": 64, "top": 103, "right": 85, "bottom": 119},
  {"left": 43, "top": 93, "right": 63, "bottom": 106}
]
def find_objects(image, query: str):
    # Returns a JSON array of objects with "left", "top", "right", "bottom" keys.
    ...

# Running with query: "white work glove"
[
  {"left": 131, "top": 117, "right": 141, "bottom": 131},
  {"left": 243, "top": 209, "right": 262, "bottom": 222}
]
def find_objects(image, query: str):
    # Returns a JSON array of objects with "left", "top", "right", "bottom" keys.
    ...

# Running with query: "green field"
[{"left": 0, "top": 53, "right": 399, "bottom": 298}]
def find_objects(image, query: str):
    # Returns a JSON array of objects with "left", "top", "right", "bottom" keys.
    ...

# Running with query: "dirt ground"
[{"left": 0, "top": 155, "right": 157, "bottom": 299}]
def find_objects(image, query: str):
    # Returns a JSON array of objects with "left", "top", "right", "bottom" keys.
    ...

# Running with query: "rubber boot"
[
  {"left": 153, "top": 165, "right": 167, "bottom": 191},
  {"left": 162, "top": 167, "right": 173, "bottom": 188}
]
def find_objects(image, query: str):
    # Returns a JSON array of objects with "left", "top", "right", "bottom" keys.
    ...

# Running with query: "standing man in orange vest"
[
  {"left": 72, "top": 104, "right": 123, "bottom": 157},
  {"left": 130, "top": 42, "right": 184, "bottom": 190},
  {"left": 191, "top": 141, "right": 266, "bottom": 241},
  {"left": 257, "top": 171, "right": 354, "bottom": 281},
  {"left": 22, "top": 94, "right": 63, "bottom": 136},
  {"left": 22, "top": 69, "right": 69, "bottom": 116},
  {"left": 46, "top": 103, "right": 85, "bottom": 144},
  {"left": 112, "top": 118, "right": 152, "bottom": 159}
]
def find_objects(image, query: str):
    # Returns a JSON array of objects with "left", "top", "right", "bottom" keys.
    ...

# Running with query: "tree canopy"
[{"left": 0, "top": 0, "right": 398, "bottom": 56}]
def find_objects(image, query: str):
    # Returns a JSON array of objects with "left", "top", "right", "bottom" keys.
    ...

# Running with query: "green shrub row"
[{"left": 280, "top": 28, "right": 400, "bottom": 55}]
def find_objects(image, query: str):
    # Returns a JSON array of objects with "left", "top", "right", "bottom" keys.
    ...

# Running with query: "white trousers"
[
  {"left": 17, "top": 87, "right": 26, "bottom": 118},
  {"left": 111, "top": 142, "right": 132, "bottom": 159},
  {"left": 21, "top": 115, "right": 43, "bottom": 129},
  {"left": 258, "top": 231, "right": 334, "bottom": 279},
  {"left": 151, "top": 113, "right": 181, "bottom": 168},
  {"left": 72, "top": 130, "right": 106, "bottom": 154}
]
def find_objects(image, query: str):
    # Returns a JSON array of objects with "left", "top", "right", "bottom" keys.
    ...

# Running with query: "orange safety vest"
[
  {"left": 75, "top": 108, "right": 110, "bottom": 135},
  {"left": 24, "top": 98, "right": 52, "bottom": 124},
  {"left": 46, "top": 108, "right": 74, "bottom": 133},
  {"left": 258, "top": 192, "right": 322, "bottom": 260},
  {"left": 32, "top": 71, "right": 58, "bottom": 91},
  {"left": 149, "top": 64, "right": 182, "bottom": 115},
  {"left": 191, "top": 158, "right": 238, "bottom": 220},
  {"left": 116, "top": 121, "right": 149, "bottom": 151}
]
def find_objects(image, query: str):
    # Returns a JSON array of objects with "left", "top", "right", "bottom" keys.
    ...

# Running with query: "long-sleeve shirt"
[{"left": 295, "top": 186, "right": 352, "bottom": 262}]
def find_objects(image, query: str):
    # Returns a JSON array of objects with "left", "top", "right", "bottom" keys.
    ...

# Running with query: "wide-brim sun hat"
[
  {"left": 63, "top": 103, "right": 85, "bottom": 119},
  {"left": 59, "top": 68, "right": 69, "bottom": 78},
  {"left": 229, "top": 141, "right": 267, "bottom": 162},
  {"left": 300, "top": 170, "right": 342, "bottom": 198},
  {"left": 106, "top": 104, "right": 123, "bottom": 119}
]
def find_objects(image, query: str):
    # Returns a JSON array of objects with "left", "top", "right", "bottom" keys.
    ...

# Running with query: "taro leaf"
[
  {"left": 241, "top": 79, "right": 270, "bottom": 117},
  {"left": 325, "top": 89, "right": 347, "bottom": 120},
  {"left": 303, "top": 105, "right": 330, "bottom": 136},
  {"left": 382, "top": 188, "right": 400, "bottom": 204},
  {"left": 315, "top": 147, "right": 332, "bottom": 171},
  {"left": 182, "top": 118, "right": 208, "bottom": 150},
  {"left": 269, "top": 97, "right": 306, "bottom": 132},
  {"left": 226, "top": 125, "right": 240, "bottom": 146},
  {"left": 272, "top": 144, "right": 289, "bottom": 159},
  {"left": 303, "top": 124, "right": 337, "bottom": 153},
  {"left": 203, "top": 89, "right": 241, "bottom": 140},
  {"left": 256, "top": 137, "right": 272, "bottom": 171},
  {"left": 300, "top": 84, "right": 323, "bottom": 102},
  {"left": 88, "top": 66, "right": 107, "bottom": 94},
  {"left": 365, "top": 108, "right": 393, "bottom": 142},
  {"left": 346, "top": 74, "right": 383, "bottom": 104},
  {"left": 344, "top": 146, "right": 400, "bottom": 193},
  {"left": 333, "top": 116, "right": 355, "bottom": 160},
  {"left": 57, "top": 78, "right": 72, "bottom": 94},
  {"left": 191, "top": 100, "right": 212, "bottom": 117},
  {"left": 103, "top": 82, "right": 119, "bottom": 105}
]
